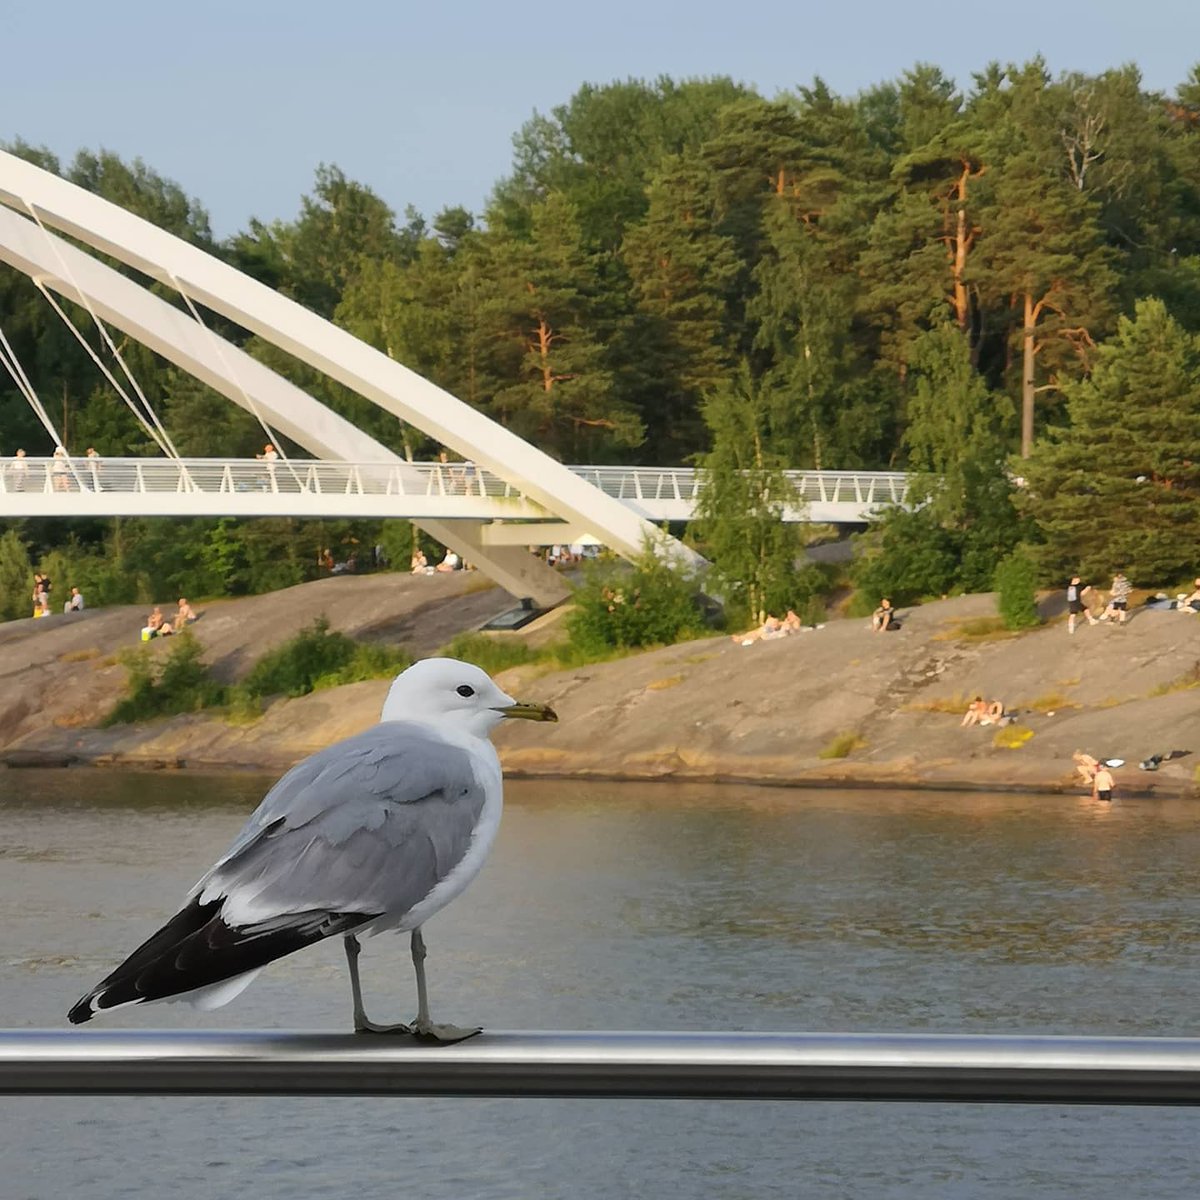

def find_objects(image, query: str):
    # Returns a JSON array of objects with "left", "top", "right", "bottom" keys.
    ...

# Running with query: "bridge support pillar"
[{"left": 417, "top": 519, "right": 570, "bottom": 608}]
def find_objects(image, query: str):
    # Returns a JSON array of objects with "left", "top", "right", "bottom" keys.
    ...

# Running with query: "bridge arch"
[{"left": 0, "top": 150, "right": 704, "bottom": 606}]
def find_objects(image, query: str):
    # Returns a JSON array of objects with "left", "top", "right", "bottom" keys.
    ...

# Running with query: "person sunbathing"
[
  {"left": 144, "top": 607, "right": 174, "bottom": 638},
  {"left": 962, "top": 698, "right": 1005, "bottom": 727},
  {"left": 1072, "top": 750, "right": 1100, "bottom": 786},
  {"left": 732, "top": 614, "right": 785, "bottom": 645}
]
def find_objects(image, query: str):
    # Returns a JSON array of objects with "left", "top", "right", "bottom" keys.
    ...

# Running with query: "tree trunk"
[
  {"left": 537, "top": 318, "right": 554, "bottom": 391},
  {"left": 952, "top": 173, "right": 971, "bottom": 330},
  {"left": 1021, "top": 291, "right": 1036, "bottom": 457}
]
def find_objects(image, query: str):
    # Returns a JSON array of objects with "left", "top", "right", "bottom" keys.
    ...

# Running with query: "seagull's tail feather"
[{"left": 68, "top": 896, "right": 377, "bottom": 1024}]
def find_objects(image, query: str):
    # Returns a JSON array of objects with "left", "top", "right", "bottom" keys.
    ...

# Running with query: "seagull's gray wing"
[
  {"left": 194, "top": 720, "right": 493, "bottom": 924},
  {"left": 67, "top": 721, "right": 493, "bottom": 1022}
]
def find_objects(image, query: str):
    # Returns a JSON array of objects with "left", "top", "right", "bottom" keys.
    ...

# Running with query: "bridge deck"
[{"left": 0, "top": 458, "right": 910, "bottom": 525}]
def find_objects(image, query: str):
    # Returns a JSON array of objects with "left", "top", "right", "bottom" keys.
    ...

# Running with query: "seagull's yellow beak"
[{"left": 495, "top": 701, "right": 558, "bottom": 722}]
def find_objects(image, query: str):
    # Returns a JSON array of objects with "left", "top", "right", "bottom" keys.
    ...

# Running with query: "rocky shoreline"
[{"left": 1, "top": 579, "right": 1195, "bottom": 801}]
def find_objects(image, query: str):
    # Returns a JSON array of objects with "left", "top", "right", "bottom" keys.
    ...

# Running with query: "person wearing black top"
[{"left": 1066, "top": 575, "right": 1097, "bottom": 635}]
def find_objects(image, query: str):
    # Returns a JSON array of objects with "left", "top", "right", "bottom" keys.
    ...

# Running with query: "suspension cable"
[
  {"left": 33, "top": 282, "right": 175, "bottom": 458},
  {"left": 169, "top": 275, "right": 305, "bottom": 489},
  {"left": 23, "top": 201, "right": 182, "bottom": 459},
  {"left": 0, "top": 319, "right": 64, "bottom": 448}
]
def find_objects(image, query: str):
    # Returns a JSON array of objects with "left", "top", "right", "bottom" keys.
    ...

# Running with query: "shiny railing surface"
[{"left": 4, "top": 1030, "right": 1200, "bottom": 1103}]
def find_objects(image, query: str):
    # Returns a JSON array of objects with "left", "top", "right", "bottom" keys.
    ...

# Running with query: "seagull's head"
[{"left": 380, "top": 656, "right": 558, "bottom": 738}]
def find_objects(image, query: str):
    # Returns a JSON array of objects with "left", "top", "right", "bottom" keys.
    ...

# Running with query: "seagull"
[{"left": 67, "top": 657, "right": 557, "bottom": 1041}]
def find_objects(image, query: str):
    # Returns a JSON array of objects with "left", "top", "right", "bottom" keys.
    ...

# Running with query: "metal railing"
[
  {"left": 572, "top": 466, "right": 911, "bottom": 509},
  {"left": 0, "top": 457, "right": 526, "bottom": 500},
  {"left": 4, "top": 1030, "right": 1200, "bottom": 1103},
  {"left": 0, "top": 458, "right": 911, "bottom": 523}
]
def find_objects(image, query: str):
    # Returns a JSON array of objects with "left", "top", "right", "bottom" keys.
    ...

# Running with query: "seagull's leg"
[
  {"left": 409, "top": 927, "right": 481, "bottom": 1044},
  {"left": 344, "top": 933, "right": 412, "bottom": 1035}
]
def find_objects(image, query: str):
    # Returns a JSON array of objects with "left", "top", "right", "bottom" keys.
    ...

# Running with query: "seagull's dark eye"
[{"left": 456, "top": 685, "right": 475, "bottom": 698}]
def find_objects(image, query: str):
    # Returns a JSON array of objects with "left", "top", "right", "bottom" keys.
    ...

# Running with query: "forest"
[{"left": 2, "top": 57, "right": 1200, "bottom": 619}]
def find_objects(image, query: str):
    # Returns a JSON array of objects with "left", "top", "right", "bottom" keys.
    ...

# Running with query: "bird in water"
[{"left": 68, "top": 658, "right": 557, "bottom": 1042}]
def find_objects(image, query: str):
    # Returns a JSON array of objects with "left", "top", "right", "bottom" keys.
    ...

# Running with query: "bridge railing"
[
  {"left": 564, "top": 466, "right": 911, "bottom": 509},
  {"left": 0, "top": 457, "right": 912, "bottom": 516},
  {"left": 0, "top": 457, "right": 530, "bottom": 500}
]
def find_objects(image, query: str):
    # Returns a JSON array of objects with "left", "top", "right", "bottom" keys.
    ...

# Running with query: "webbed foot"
[
  {"left": 411, "top": 1019, "right": 482, "bottom": 1044},
  {"left": 353, "top": 1018, "right": 415, "bottom": 1035}
]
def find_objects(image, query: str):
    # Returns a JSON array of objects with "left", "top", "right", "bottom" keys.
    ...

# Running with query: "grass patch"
[
  {"left": 819, "top": 731, "right": 866, "bottom": 759},
  {"left": 935, "top": 616, "right": 1017, "bottom": 643},
  {"left": 58, "top": 647, "right": 100, "bottom": 663},
  {"left": 992, "top": 726, "right": 1035, "bottom": 749},
  {"left": 646, "top": 674, "right": 684, "bottom": 691},
  {"left": 680, "top": 652, "right": 717, "bottom": 666},
  {"left": 441, "top": 632, "right": 541, "bottom": 677},
  {"left": 1024, "top": 692, "right": 1080, "bottom": 714},
  {"left": 1148, "top": 663, "right": 1200, "bottom": 697},
  {"left": 439, "top": 629, "right": 653, "bottom": 680}
]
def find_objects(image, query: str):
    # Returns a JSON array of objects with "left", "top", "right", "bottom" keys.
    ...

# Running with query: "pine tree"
[
  {"left": 619, "top": 153, "right": 739, "bottom": 460},
  {"left": 750, "top": 197, "right": 880, "bottom": 467},
  {"left": 1019, "top": 298, "right": 1200, "bottom": 582},
  {"left": 976, "top": 150, "right": 1117, "bottom": 455},
  {"left": 481, "top": 194, "right": 640, "bottom": 460}
]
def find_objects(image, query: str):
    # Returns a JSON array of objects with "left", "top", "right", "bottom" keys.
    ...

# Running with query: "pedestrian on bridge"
[
  {"left": 256, "top": 442, "right": 279, "bottom": 492},
  {"left": 9, "top": 448, "right": 27, "bottom": 491},
  {"left": 86, "top": 446, "right": 102, "bottom": 492}
]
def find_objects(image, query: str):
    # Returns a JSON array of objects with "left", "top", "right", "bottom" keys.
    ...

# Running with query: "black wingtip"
[{"left": 67, "top": 998, "right": 94, "bottom": 1025}]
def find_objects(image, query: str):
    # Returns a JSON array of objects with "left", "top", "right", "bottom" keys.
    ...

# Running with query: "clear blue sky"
[{"left": 5, "top": 0, "right": 1198, "bottom": 238}]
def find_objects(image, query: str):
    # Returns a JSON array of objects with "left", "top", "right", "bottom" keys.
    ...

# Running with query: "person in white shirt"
[
  {"left": 10, "top": 448, "right": 27, "bottom": 491},
  {"left": 436, "top": 549, "right": 460, "bottom": 573},
  {"left": 63, "top": 586, "right": 84, "bottom": 614},
  {"left": 256, "top": 443, "right": 279, "bottom": 491},
  {"left": 86, "top": 447, "right": 102, "bottom": 492},
  {"left": 52, "top": 445, "right": 70, "bottom": 492}
]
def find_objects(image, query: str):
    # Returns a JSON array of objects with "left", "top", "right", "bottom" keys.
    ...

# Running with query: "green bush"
[
  {"left": 993, "top": 549, "right": 1041, "bottom": 630},
  {"left": 567, "top": 548, "right": 708, "bottom": 653},
  {"left": 0, "top": 530, "right": 32, "bottom": 620},
  {"left": 106, "top": 633, "right": 228, "bottom": 725},
  {"left": 441, "top": 632, "right": 540, "bottom": 677},
  {"left": 311, "top": 640, "right": 413, "bottom": 690},
  {"left": 240, "top": 617, "right": 409, "bottom": 699},
  {"left": 851, "top": 507, "right": 960, "bottom": 606},
  {"left": 107, "top": 620, "right": 411, "bottom": 724}
]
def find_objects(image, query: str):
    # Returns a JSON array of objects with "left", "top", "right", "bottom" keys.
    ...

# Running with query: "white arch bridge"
[
  {"left": 0, "top": 151, "right": 905, "bottom": 602},
  {"left": 0, "top": 457, "right": 909, "bottom": 538}
]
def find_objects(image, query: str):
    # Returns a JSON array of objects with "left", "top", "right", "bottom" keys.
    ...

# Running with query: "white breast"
[{"left": 367, "top": 739, "right": 504, "bottom": 937}]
